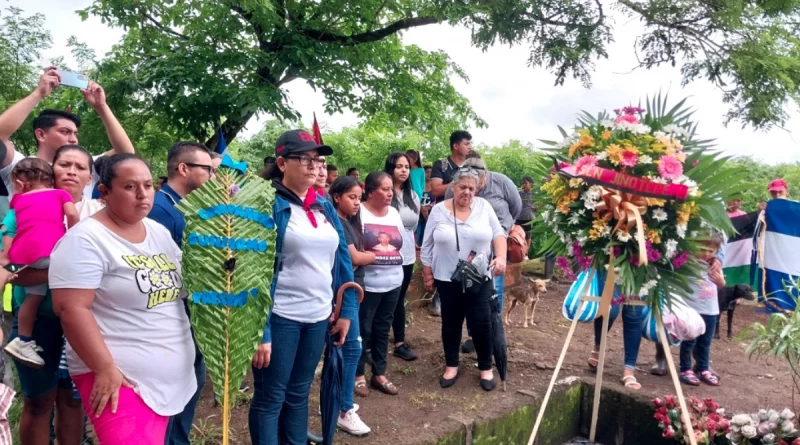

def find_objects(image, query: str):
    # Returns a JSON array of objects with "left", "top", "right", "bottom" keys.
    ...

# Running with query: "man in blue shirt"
[{"left": 148, "top": 141, "right": 214, "bottom": 445}]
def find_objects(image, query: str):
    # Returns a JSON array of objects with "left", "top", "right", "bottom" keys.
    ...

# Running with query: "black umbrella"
[
  {"left": 309, "top": 282, "right": 364, "bottom": 445},
  {"left": 490, "top": 292, "right": 508, "bottom": 391}
]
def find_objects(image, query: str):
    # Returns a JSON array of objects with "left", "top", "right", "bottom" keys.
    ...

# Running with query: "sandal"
[
  {"left": 621, "top": 375, "right": 641, "bottom": 390},
  {"left": 694, "top": 366, "right": 720, "bottom": 380},
  {"left": 680, "top": 370, "right": 700, "bottom": 386},
  {"left": 370, "top": 376, "right": 399, "bottom": 396},
  {"left": 588, "top": 350, "right": 599, "bottom": 373},
  {"left": 699, "top": 370, "right": 720, "bottom": 386},
  {"left": 354, "top": 379, "right": 369, "bottom": 397}
]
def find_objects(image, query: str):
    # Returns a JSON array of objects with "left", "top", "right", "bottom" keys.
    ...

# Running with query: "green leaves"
[{"left": 177, "top": 165, "right": 276, "bottom": 417}]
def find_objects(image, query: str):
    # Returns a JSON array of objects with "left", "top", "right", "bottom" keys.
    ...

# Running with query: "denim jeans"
[
  {"left": 680, "top": 314, "right": 718, "bottom": 373},
  {"left": 165, "top": 347, "right": 206, "bottom": 445},
  {"left": 357, "top": 288, "right": 401, "bottom": 377},
  {"left": 339, "top": 313, "right": 361, "bottom": 413},
  {"left": 392, "top": 265, "right": 415, "bottom": 344},
  {"left": 593, "top": 304, "right": 645, "bottom": 371},
  {"left": 437, "top": 279, "right": 493, "bottom": 370},
  {"left": 249, "top": 314, "right": 328, "bottom": 445}
]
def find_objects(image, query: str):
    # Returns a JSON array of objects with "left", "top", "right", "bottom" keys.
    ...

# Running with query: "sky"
[{"left": 8, "top": 0, "right": 800, "bottom": 164}]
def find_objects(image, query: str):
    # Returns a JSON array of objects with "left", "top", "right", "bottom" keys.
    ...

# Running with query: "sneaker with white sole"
[
  {"left": 337, "top": 409, "right": 370, "bottom": 436},
  {"left": 5, "top": 338, "right": 45, "bottom": 368}
]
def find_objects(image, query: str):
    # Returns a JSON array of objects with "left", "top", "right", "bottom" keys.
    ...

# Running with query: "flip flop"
[
  {"left": 621, "top": 375, "right": 641, "bottom": 390},
  {"left": 699, "top": 370, "right": 720, "bottom": 386},
  {"left": 680, "top": 370, "right": 700, "bottom": 386}
]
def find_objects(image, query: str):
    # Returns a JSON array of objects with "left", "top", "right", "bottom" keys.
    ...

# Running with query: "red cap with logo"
[{"left": 768, "top": 178, "right": 788, "bottom": 192}]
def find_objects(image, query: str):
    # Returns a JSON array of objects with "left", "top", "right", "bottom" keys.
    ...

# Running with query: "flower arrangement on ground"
[
  {"left": 653, "top": 395, "right": 730, "bottom": 444},
  {"left": 533, "top": 94, "right": 743, "bottom": 305}
]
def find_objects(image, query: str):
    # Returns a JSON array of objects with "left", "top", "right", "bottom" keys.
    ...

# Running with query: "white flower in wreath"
[
  {"left": 568, "top": 213, "right": 582, "bottom": 225},
  {"left": 596, "top": 151, "right": 609, "bottom": 161},
  {"left": 584, "top": 199, "right": 600, "bottom": 211},
  {"left": 577, "top": 236, "right": 588, "bottom": 246},
  {"left": 616, "top": 121, "right": 651, "bottom": 135},
  {"left": 676, "top": 224, "right": 687, "bottom": 239},
  {"left": 690, "top": 231, "right": 699, "bottom": 238},
  {"left": 577, "top": 209, "right": 586, "bottom": 216},
  {"left": 639, "top": 154, "right": 653, "bottom": 164},
  {"left": 662, "top": 124, "right": 690, "bottom": 139},
  {"left": 601, "top": 119, "right": 616, "bottom": 129},
  {"left": 664, "top": 239, "right": 679, "bottom": 259},
  {"left": 567, "top": 243, "right": 575, "bottom": 256},
  {"left": 598, "top": 224, "right": 612, "bottom": 238},
  {"left": 676, "top": 176, "right": 699, "bottom": 196},
  {"left": 650, "top": 176, "right": 668, "bottom": 184},
  {"left": 541, "top": 210, "right": 550, "bottom": 223},
  {"left": 616, "top": 230, "right": 632, "bottom": 242},
  {"left": 569, "top": 178, "right": 585, "bottom": 188},
  {"left": 652, "top": 208, "right": 668, "bottom": 222}
]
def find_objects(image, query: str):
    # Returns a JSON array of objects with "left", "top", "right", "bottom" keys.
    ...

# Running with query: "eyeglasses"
[
  {"left": 181, "top": 163, "right": 216, "bottom": 175},
  {"left": 285, "top": 155, "right": 326, "bottom": 167}
]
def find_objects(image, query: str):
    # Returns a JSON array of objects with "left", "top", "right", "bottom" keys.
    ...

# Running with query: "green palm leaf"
[{"left": 177, "top": 161, "right": 276, "bottom": 442}]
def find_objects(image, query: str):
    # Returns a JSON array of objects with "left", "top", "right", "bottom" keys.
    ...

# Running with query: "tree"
[{"left": 79, "top": 0, "right": 800, "bottom": 151}]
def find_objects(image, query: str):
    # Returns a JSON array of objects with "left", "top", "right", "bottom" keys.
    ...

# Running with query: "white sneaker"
[
  {"left": 337, "top": 409, "right": 371, "bottom": 436},
  {"left": 5, "top": 338, "right": 44, "bottom": 368}
]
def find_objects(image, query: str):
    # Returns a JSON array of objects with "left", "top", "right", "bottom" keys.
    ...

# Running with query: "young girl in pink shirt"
[{"left": 3, "top": 158, "right": 78, "bottom": 367}]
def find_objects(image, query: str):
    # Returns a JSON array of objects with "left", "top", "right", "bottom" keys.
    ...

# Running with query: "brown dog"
[{"left": 504, "top": 277, "right": 548, "bottom": 327}]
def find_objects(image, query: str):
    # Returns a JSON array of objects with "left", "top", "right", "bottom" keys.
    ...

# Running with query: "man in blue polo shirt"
[{"left": 148, "top": 141, "right": 214, "bottom": 445}]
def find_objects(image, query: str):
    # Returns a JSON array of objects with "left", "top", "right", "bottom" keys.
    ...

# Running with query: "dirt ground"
[{"left": 193, "top": 278, "right": 790, "bottom": 445}]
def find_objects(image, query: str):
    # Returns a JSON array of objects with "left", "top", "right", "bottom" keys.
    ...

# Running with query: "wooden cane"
[
  {"left": 527, "top": 269, "right": 597, "bottom": 445},
  {"left": 588, "top": 257, "right": 617, "bottom": 442},
  {"left": 655, "top": 307, "right": 698, "bottom": 445}
]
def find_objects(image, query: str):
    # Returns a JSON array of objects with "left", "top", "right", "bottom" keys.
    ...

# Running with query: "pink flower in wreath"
[
  {"left": 574, "top": 155, "right": 598, "bottom": 174},
  {"left": 658, "top": 155, "right": 684, "bottom": 181},
  {"left": 620, "top": 150, "right": 638, "bottom": 167},
  {"left": 616, "top": 113, "right": 639, "bottom": 124},
  {"left": 672, "top": 251, "right": 690, "bottom": 269}
]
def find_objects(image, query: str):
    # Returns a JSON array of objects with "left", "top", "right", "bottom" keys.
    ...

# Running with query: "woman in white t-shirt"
[
  {"left": 421, "top": 167, "right": 507, "bottom": 392},
  {"left": 383, "top": 152, "right": 420, "bottom": 362},
  {"left": 50, "top": 154, "right": 196, "bottom": 445},
  {"left": 354, "top": 172, "right": 405, "bottom": 397}
]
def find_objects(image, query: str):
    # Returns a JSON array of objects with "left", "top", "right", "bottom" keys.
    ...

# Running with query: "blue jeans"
[
  {"left": 165, "top": 346, "right": 206, "bottom": 445},
  {"left": 593, "top": 304, "right": 645, "bottom": 371},
  {"left": 249, "top": 314, "right": 328, "bottom": 445},
  {"left": 340, "top": 315, "right": 361, "bottom": 413},
  {"left": 680, "top": 314, "right": 718, "bottom": 373}
]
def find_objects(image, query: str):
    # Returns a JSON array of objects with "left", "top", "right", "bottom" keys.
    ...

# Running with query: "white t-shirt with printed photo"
[
  {"left": 0, "top": 151, "right": 102, "bottom": 199},
  {"left": 48, "top": 217, "right": 196, "bottom": 416},
  {"left": 361, "top": 205, "right": 405, "bottom": 293}
]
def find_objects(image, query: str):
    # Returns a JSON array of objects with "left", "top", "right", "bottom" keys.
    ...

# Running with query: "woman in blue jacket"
[{"left": 249, "top": 130, "right": 358, "bottom": 445}]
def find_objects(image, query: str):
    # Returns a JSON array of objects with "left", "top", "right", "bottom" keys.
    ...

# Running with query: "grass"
[
  {"left": 190, "top": 415, "right": 224, "bottom": 445},
  {"left": 391, "top": 363, "right": 416, "bottom": 376},
  {"left": 8, "top": 365, "right": 21, "bottom": 444}
]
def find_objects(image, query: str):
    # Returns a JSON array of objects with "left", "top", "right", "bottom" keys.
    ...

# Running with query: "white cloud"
[{"left": 11, "top": 0, "right": 800, "bottom": 164}]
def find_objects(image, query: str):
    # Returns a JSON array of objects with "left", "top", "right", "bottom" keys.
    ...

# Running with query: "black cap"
[{"left": 274, "top": 129, "right": 333, "bottom": 157}]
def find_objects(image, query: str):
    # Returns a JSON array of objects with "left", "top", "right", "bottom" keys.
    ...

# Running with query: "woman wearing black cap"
[{"left": 249, "top": 130, "right": 359, "bottom": 445}]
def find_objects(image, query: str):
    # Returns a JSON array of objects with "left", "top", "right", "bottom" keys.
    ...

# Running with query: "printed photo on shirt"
[
  {"left": 363, "top": 223, "right": 403, "bottom": 265},
  {"left": 122, "top": 253, "right": 184, "bottom": 309}
]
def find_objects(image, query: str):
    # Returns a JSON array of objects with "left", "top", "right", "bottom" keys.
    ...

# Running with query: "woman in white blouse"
[{"left": 421, "top": 167, "right": 507, "bottom": 392}]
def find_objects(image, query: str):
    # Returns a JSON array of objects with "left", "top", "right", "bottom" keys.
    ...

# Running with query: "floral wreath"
[{"left": 533, "top": 95, "right": 742, "bottom": 306}]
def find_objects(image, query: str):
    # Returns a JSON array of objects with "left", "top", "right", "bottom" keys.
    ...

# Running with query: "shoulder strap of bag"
[{"left": 453, "top": 200, "right": 460, "bottom": 252}]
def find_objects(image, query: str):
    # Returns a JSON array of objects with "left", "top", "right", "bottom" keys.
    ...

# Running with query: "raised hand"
[
  {"left": 35, "top": 66, "right": 60, "bottom": 99},
  {"left": 81, "top": 81, "right": 107, "bottom": 110}
]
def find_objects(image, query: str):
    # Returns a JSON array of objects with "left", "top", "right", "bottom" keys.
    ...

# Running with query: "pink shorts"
[{"left": 72, "top": 373, "right": 168, "bottom": 445}]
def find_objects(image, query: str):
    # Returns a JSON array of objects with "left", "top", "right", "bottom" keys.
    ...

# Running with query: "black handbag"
[{"left": 449, "top": 205, "right": 486, "bottom": 295}]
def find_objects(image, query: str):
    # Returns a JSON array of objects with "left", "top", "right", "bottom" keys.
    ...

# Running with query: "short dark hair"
[
  {"left": 99, "top": 153, "right": 148, "bottom": 189},
  {"left": 158, "top": 176, "right": 168, "bottom": 182},
  {"left": 327, "top": 164, "right": 338, "bottom": 172},
  {"left": 264, "top": 156, "right": 276, "bottom": 166},
  {"left": 166, "top": 141, "right": 211, "bottom": 177},
  {"left": 522, "top": 176, "right": 534, "bottom": 184},
  {"left": 424, "top": 165, "right": 432, "bottom": 170},
  {"left": 449, "top": 130, "right": 472, "bottom": 150},
  {"left": 32, "top": 109, "right": 81, "bottom": 136},
  {"left": 364, "top": 171, "right": 391, "bottom": 199},
  {"left": 347, "top": 167, "right": 359, "bottom": 176}
]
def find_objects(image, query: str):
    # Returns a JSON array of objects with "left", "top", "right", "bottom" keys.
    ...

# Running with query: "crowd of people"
[{"left": 0, "top": 67, "right": 789, "bottom": 445}]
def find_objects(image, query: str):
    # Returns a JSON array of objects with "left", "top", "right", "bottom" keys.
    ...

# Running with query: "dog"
[
  {"left": 504, "top": 277, "right": 548, "bottom": 327},
  {"left": 715, "top": 284, "right": 754, "bottom": 339}
]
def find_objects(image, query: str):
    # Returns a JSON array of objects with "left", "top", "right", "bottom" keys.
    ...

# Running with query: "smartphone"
[
  {"left": 3, "top": 263, "right": 28, "bottom": 274},
  {"left": 57, "top": 70, "right": 89, "bottom": 89}
]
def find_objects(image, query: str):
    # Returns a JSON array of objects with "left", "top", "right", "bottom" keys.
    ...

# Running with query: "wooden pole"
[
  {"left": 588, "top": 259, "right": 617, "bottom": 442},
  {"left": 527, "top": 270, "right": 596, "bottom": 445},
  {"left": 655, "top": 309, "right": 698, "bottom": 445}
]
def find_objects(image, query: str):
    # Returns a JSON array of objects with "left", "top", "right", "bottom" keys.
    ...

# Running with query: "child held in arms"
[{"left": 679, "top": 231, "right": 725, "bottom": 387}]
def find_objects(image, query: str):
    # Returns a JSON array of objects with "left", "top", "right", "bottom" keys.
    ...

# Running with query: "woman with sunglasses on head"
[
  {"left": 328, "top": 176, "right": 375, "bottom": 436},
  {"left": 421, "top": 166, "right": 507, "bottom": 391},
  {"left": 249, "top": 130, "right": 358, "bottom": 445},
  {"left": 354, "top": 171, "right": 405, "bottom": 397},
  {"left": 383, "top": 152, "right": 420, "bottom": 362}
]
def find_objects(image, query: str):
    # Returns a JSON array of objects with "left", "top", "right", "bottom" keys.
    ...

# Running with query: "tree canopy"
[{"left": 79, "top": 0, "right": 800, "bottom": 151}]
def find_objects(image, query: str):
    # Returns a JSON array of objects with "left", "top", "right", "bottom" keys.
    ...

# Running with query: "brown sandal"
[
  {"left": 354, "top": 379, "right": 369, "bottom": 397},
  {"left": 370, "top": 376, "right": 399, "bottom": 395}
]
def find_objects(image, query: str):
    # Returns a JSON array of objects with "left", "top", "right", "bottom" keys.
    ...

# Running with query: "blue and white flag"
[
  {"left": 216, "top": 128, "right": 229, "bottom": 156},
  {"left": 562, "top": 269, "right": 601, "bottom": 323},
  {"left": 754, "top": 199, "right": 800, "bottom": 311}
]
